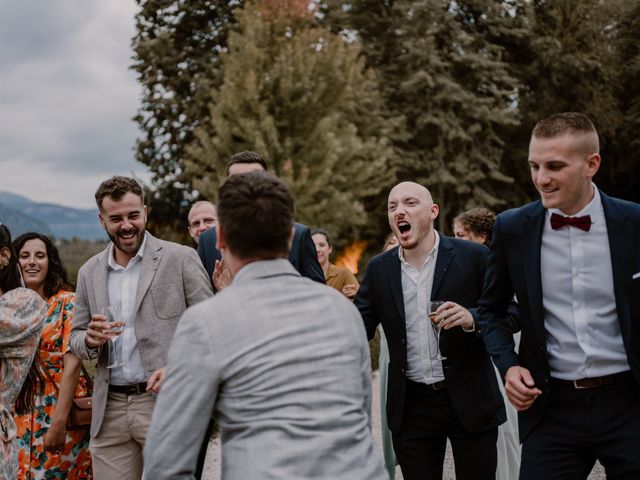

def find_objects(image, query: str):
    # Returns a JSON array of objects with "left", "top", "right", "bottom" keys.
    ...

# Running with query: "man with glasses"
[{"left": 187, "top": 201, "right": 217, "bottom": 245}]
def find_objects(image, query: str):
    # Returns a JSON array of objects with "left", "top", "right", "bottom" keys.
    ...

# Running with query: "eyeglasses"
[{"left": 188, "top": 218, "right": 216, "bottom": 230}]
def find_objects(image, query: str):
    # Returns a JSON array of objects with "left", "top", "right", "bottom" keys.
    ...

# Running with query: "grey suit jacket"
[
  {"left": 70, "top": 232, "right": 213, "bottom": 436},
  {"left": 144, "top": 259, "right": 387, "bottom": 480}
]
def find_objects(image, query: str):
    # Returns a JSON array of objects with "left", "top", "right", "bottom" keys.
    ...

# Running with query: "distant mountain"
[{"left": 0, "top": 192, "right": 104, "bottom": 240}]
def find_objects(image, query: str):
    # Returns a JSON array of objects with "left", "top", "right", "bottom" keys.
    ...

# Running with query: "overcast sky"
[{"left": 0, "top": 1, "right": 150, "bottom": 210}]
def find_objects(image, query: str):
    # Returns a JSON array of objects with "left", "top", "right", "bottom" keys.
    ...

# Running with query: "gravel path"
[{"left": 201, "top": 371, "right": 605, "bottom": 479}]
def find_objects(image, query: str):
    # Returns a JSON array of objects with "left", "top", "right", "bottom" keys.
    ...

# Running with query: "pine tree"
[
  {"left": 131, "top": 0, "right": 243, "bottom": 238},
  {"left": 185, "top": 0, "right": 399, "bottom": 248},
  {"left": 322, "top": 0, "right": 521, "bottom": 231}
]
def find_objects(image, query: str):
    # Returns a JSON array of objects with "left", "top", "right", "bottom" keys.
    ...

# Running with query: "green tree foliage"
[
  {"left": 612, "top": 1, "right": 640, "bottom": 202},
  {"left": 185, "top": 0, "right": 398, "bottom": 248},
  {"left": 131, "top": 0, "right": 243, "bottom": 238},
  {"left": 322, "top": 0, "right": 521, "bottom": 231},
  {"left": 500, "top": 0, "right": 626, "bottom": 199}
]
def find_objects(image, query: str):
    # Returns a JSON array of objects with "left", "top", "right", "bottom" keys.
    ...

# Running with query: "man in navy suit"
[
  {"left": 355, "top": 181, "right": 505, "bottom": 480},
  {"left": 478, "top": 112, "right": 640, "bottom": 479},
  {"left": 197, "top": 151, "right": 324, "bottom": 291}
]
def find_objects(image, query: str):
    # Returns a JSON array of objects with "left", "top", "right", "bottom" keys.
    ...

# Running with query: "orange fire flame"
[{"left": 335, "top": 241, "right": 368, "bottom": 275}]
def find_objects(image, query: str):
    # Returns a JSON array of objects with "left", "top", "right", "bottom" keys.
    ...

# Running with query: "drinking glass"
[
  {"left": 428, "top": 300, "right": 447, "bottom": 360},
  {"left": 103, "top": 305, "right": 125, "bottom": 369}
]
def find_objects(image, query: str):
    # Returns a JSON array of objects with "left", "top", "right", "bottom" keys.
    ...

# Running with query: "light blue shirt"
[{"left": 106, "top": 234, "right": 148, "bottom": 385}]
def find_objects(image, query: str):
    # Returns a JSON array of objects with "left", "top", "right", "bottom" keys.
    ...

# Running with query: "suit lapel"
[
  {"left": 602, "top": 193, "right": 633, "bottom": 340},
  {"left": 523, "top": 202, "right": 546, "bottom": 344},
  {"left": 430, "top": 234, "right": 454, "bottom": 301},
  {"left": 95, "top": 247, "right": 111, "bottom": 311},
  {"left": 134, "top": 235, "right": 162, "bottom": 316}
]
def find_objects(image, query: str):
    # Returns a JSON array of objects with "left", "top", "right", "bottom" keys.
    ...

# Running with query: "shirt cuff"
[{"left": 462, "top": 321, "right": 475, "bottom": 333}]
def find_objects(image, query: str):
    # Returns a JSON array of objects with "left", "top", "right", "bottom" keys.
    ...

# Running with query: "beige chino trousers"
[{"left": 89, "top": 391, "right": 155, "bottom": 480}]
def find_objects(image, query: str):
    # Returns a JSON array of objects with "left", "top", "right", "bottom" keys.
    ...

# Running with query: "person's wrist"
[
  {"left": 50, "top": 418, "right": 66, "bottom": 428},
  {"left": 462, "top": 313, "right": 475, "bottom": 332}
]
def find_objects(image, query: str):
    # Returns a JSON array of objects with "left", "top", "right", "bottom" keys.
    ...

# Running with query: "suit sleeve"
[
  {"left": 144, "top": 307, "right": 221, "bottom": 479},
  {"left": 182, "top": 248, "right": 215, "bottom": 306},
  {"left": 354, "top": 261, "right": 380, "bottom": 341},
  {"left": 197, "top": 229, "right": 215, "bottom": 279},
  {"left": 69, "top": 266, "right": 98, "bottom": 360},
  {"left": 477, "top": 215, "right": 520, "bottom": 378},
  {"left": 297, "top": 226, "right": 326, "bottom": 284}
]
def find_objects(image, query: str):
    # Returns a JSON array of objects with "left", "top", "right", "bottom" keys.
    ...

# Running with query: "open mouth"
[
  {"left": 398, "top": 222, "right": 411, "bottom": 234},
  {"left": 118, "top": 230, "right": 136, "bottom": 240}
]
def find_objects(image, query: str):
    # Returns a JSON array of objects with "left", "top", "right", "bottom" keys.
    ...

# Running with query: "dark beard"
[{"left": 107, "top": 229, "right": 145, "bottom": 257}]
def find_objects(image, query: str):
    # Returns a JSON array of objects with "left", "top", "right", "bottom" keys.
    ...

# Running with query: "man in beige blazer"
[{"left": 70, "top": 176, "right": 213, "bottom": 479}]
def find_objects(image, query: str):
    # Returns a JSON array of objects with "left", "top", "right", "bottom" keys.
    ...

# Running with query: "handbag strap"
[{"left": 41, "top": 359, "right": 94, "bottom": 394}]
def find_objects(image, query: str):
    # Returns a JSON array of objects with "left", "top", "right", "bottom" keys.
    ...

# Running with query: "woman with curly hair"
[
  {"left": 452, "top": 207, "right": 496, "bottom": 246},
  {"left": 452, "top": 209, "right": 521, "bottom": 480},
  {"left": 0, "top": 224, "right": 47, "bottom": 480},
  {"left": 13, "top": 232, "right": 92, "bottom": 479}
]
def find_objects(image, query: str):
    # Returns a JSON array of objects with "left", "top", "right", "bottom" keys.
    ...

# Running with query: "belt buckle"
[
  {"left": 572, "top": 379, "right": 590, "bottom": 389},
  {"left": 133, "top": 383, "right": 146, "bottom": 395}
]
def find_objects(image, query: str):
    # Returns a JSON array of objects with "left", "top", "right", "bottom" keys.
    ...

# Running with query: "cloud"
[{"left": 0, "top": 1, "right": 148, "bottom": 208}]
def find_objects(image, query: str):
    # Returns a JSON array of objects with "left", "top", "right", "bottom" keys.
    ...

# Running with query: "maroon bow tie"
[{"left": 550, "top": 213, "right": 592, "bottom": 232}]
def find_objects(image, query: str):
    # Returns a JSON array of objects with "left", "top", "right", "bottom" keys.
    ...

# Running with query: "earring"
[{"left": 0, "top": 256, "right": 8, "bottom": 271}]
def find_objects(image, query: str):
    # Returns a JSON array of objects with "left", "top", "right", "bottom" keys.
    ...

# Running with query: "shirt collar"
[
  {"left": 547, "top": 183, "right": 603, "bottom": 220},
  {"left": 107, "top": 232, "right": 147, "bottom": 271},
  {"left": 398, "top": 230, "right": 440, "bottom": 268}
]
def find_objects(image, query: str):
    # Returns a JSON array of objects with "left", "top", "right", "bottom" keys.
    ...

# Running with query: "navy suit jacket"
[
  {"left": 197, "top": 222, "right": 325, "bottom": 291},
  {"left": 478, "top": 192, "right": 640, "bottom": 441},
  {"left": 355, "top": 234, "right": 505, "bottom": 434}
]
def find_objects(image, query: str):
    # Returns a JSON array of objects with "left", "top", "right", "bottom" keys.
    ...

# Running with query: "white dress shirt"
[
  {"left": 107, "top": 234, "right": 148, "bottom": 385},
  {"left": 399, "top": 232, "right": 444, "bottom": 384},
  {"left": 541, "top": 186, "right": 630, "bottom": 380}
]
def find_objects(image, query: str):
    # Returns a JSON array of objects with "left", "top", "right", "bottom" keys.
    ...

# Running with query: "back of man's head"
[
  {"left": 226, "top": 151, "right": 268, "bottom": 176},
  {"left": 217, "top": 171, "right": 294, "bottom": 259}
]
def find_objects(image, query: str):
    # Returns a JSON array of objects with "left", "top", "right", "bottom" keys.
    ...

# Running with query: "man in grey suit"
[
  {"left": 70, "top": 176, "right": 213, "bottom": 479},
  {"left": 144, "top": 171, "right": 386, "bottom": 479}
]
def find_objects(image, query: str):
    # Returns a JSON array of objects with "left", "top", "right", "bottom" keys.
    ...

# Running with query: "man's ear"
[
  {"left": 216, "top": 223, "right": 226, "bottom": 251},
  {"left": 288, "top": 226, "right": 295, "bottom": 251},
  {"left": 586, "top": 152, "right": 601, "bottom": 179},
  {"left": 98, "top": 212, "right": 106, "bottom": 229}
]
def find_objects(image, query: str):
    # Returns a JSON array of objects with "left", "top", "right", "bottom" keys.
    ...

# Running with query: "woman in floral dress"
[
  {"left": 1, "top": 224, "right": 47, "bottom": 480},
  {"left": 14, "top": 233, "right": 92, "bottom": 479}
]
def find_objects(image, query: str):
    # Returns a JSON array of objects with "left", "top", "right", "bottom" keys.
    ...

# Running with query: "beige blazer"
[{"left": 70, "top": 233, "right": 213, "bottom": 436}]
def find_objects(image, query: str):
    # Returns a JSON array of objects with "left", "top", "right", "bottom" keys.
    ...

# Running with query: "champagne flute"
[
  {"left": 428, "top": 300, "right": 447, "bottom": 360},
  {"left": 103, "top": 305, "right": 125, "bottom": 369}
]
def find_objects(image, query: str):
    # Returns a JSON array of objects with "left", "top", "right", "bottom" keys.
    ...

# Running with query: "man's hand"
[
  {"left": 504, "top": 366, "right": 542, "bottom": 411},
  {"left": 85, "top": 314, "right": 123, "bottom": 348},
  {"left": 434, "top": 301, "right": 474, "bottom": 331},
  {"left": 341, "top": 284, "right": 358, "bottom": 300},
  {"left": 43, "top": 420, "right": 66, "bottom": 453},
  {"left": 147, "top": 367, "right": 166, "bottom": 393},
  {"left": 212, "top": 259, "right": 233, "bottom": 291}
]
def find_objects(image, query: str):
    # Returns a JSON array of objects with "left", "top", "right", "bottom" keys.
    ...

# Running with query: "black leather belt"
[
  {"left": 427, "top": 380, "right": 447, "bottom": 391},
  {"left": 407, "top": 378, "right": 447, "bottom": 392},
  {"left": 552, "top": 371, "right": 632, "bottom": 389},
  {"left": 109, "top": 382, "right": 148, "bottom": 395}
]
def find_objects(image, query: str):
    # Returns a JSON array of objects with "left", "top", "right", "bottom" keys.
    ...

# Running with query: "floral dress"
[
  {"left": 1, "top": 287, "right": 46, "bottom": 480},
  {"left": 16, "top": 290, "right": 93, "bottom": 479}
]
